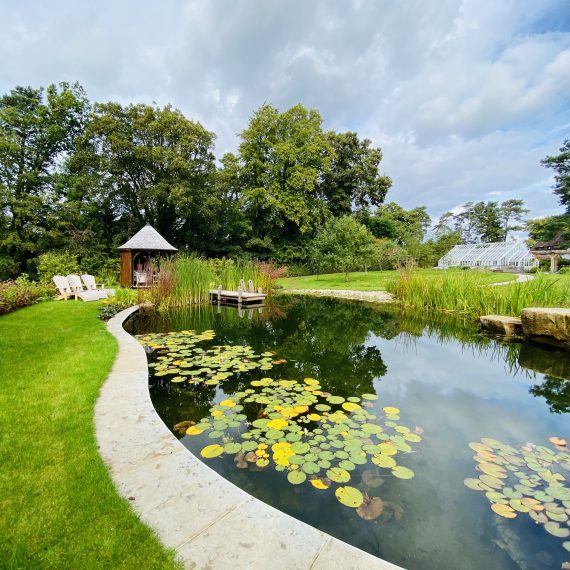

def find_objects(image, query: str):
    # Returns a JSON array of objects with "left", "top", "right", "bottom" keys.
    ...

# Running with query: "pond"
[{"left": 125, "top": 296, "right": 570, "bottom": 570}]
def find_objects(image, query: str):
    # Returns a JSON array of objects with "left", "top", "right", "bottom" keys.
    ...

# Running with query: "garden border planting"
[{"left": 95, "top": 306, "right": 401, "bottom": 569}]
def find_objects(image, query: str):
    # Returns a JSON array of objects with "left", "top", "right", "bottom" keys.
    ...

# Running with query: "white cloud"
[{"left": 0, "top": 0, "right": 568, "bottom": 221}]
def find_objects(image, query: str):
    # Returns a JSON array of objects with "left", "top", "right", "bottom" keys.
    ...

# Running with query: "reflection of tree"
[{"left": 530, "top": 376, "right": 570, "bottom": 414}]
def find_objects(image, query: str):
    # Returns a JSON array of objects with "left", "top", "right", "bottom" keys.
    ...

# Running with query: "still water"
[{"left": 125, "top": 296, "right": 570, "bottom": 570}]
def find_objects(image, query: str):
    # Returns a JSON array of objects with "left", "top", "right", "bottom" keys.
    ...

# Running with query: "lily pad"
[
  {"left": 200, "top": 444, "right": 224, "bottom": 458},
  {"left": 335, "top": 486, "right": 364, "bottom": 508},
  {"left": 287, "top": 470, "right": 307, "bottom": 485}
]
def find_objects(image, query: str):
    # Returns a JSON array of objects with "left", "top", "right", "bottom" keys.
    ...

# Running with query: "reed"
[
  {"left": 388, "top": 267, "right": 570, "bottom": 317},
  {"left": 155, "top": 254, "right": 276, "bottom": 308}
]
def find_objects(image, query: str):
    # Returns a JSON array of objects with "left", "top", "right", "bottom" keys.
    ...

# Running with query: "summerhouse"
[
  {"left": 118, "top": 224, "right": 178, "bottom": 287},
  {"left": 437, "top": 242, "right": 538, "bottom": 271}
]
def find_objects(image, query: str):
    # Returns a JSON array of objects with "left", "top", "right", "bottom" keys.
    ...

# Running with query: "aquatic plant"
[
  {"left": 389, "top": 269, "right": 570, "bottom": 317},
  {"left": 137, "top": 330, "right": 283, "bottom": 385},
  {"left": 154, "top": 254, "right": 276, "bottom": 308},
  {"left": 184, "top": 375, "right": 422, "bottom": 514},
  {"left": 464, "top": 436, "right": 570, "bottom": 558}
]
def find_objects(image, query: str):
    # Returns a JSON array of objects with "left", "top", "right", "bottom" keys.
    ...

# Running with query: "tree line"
[{"left": 0, "top": 81, "right": 567, "bottom": 280}]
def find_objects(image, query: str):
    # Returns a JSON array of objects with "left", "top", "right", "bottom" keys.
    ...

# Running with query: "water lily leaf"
[
  {"left": 327, "top": 467, "right": 351, "bottom": 483},
  {"left": 372, "top": 454, "right": 397, "bottom": 469},
  {"left": 549, "top": 436, "right": 568, "bottom": 447},
  {"left": 339, "top": 460, "right": 356, "bottom": 471},
  {"left": 383, "top": 406, "right": 400, "bottom": 415},
  {"left": 291, "top": 441, "right": 310, "bottom": 455},
  {"left": 287, "top": 470, "right": 307, "bottom": 485},
  {"left": 521, "top": 497, "right": 544, "bottom": 511},
  {"left": 356, "top": 495, "right": 383, "bottom": 520},
  {"left": 242, "top": 441, "right": 258, "bottom": 452},
  {"left": 361, "top": 394, "right": 378, "bottom": 401},
  {"left": 342, "top": 402, "right": 361, "bottom": 412},
  {"left": 529, "top": 510, "right": 548, "bottom": 524},
  {"left": 477, "top": 462, "right": 507, "bottom": 478},
  {"left": 200, "top": 444, "right": 224, "bottom": 458},
  {"left": 302, "top": 462, "right": 320, "bottom": 474},
  {"left": 223, "top": 442, "right": 242, "bottom": 454},
  {"left": 335, "top": 486, "right": 364, "bottom": 508},
  {"left": 327, "top": 396, "right": 345, "bottom": 405},
  {"left": 544, "top": 521, "right": 570, "bottom": 538},
  {"left": 485, "top": 491, "right": 507, "bottom": 504},
  {"left": 256, "top": 458, "right": 269, "bottom": 467},
  {"left": 186, "top": 426, "right": 204, "bottom": 436},
  {"left": 392, "top": 466, "right": 414, "bottom": 479},
  {"left": 403, "top": 433, "right": 422, "bottom": 443},
  {"left": 509, "top": 499, "right": 530, "bottom": 512},
  {"left": 310, "top": 477, "right": 330, "bottom": 490},
  {"left": 491, "top": 503, "right": 517, "bottom": 518}
]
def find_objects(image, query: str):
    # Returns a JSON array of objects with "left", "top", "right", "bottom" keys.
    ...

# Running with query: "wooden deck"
[{"left": 209, "top": 289, "right": 267, "bottom": 305}]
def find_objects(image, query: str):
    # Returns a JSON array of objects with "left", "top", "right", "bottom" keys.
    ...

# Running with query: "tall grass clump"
[
  {"left": 389, "top": 266, "right": 570, "bottom": 317},
  {"left": 156, "top": 254, "right": 278, "bottom": 308}
]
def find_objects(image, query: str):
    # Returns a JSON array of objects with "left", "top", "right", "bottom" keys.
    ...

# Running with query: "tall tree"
[
  {"left": 69, "top": 102, "right": 217, "bottom": 250},
  {"left": 319, "top": 131, "right": 391, "bottom": 216},
  {"left": 236, "top": 103, "right": 334, "bottom": 250},
  {"left": 0, "top": 82, "right": 89, "bottom": 273},
  {"left": 542, "top": 137, "right": 570, "bottom": 213},
  {"left": 499, "top": 199, "right": 529, "bottom": 241}
]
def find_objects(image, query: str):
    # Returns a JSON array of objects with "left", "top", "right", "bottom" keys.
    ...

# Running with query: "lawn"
[
  {"left": 0, "top": 301, "right": 179, "bottom": 569},
  {"left": 278, "top": 269, "right": 518, "bottom": 291}
]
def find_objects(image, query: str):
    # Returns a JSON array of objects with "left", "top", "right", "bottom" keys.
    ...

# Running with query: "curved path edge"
[{"left": 95, "top": 306, "right": 403, "bottom": 570}]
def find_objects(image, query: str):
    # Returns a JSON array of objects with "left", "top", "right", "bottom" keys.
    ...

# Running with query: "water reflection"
[{"left": 125, "top": 295, "right": 569, "bottom": 570}]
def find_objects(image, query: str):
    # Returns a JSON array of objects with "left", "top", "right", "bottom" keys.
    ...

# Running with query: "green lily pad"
[
  {"left": 327, "top": 467, "right": 351, "bottom": 483},
  {"left": 287, "top": 470, "right": 307, "bottom": 485},
  {"left": 335, "top": 486, "right": 364, "bottom": 508}
]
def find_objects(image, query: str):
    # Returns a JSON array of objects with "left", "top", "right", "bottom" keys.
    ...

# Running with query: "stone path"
[
  {"left": 487, "top": 273, "right": 535, "bottom": 286},
  {"left": 281, "top": 288, "right": 394, "bottom": 303},
  {"left": 95, "top": 306, "right": 401, "bottom": 570}
]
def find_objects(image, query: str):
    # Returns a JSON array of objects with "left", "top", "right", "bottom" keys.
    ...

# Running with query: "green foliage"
[
  {"left": 68, "top": 101, "right": 217, "bottom": 251},
  {"left": 236, "top": 103, "right": 334, "bottom": 246},
  {"left": 320, "top": 131, "right": 391, "bottom": 215},
  {"left": 0, "top": 275, "right": 53, "bottom": 315},
  {"left": 527, "top": 214, "right": 570, "bottom": 248},
  {"left": 37, "top": 251, "right": 79, "bottom": 282},
  {"left": 437, "top": 199, "right": 529, "bottom": 244},
  {"left": 542, "top": 137, "right": 570, "bottom": 213},
  {"left": 361, "top": 202, "right": 431, "bottom": 245},
  {"left": 0, "top": 83, "right": 89, "bottom": 274},
  {"left": 309, "top": 216, "right": 377, "bottom": 280},
  {"left": 154, "top": 255, "right": 276, "bottom": 308},
  {"left": 389, "top": 268, "right": 570, "bottom": 316}
]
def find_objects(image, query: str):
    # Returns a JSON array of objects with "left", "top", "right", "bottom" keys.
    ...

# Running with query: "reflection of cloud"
[{"left": 1, "top": 0, "right": 568, "bottom": 218}]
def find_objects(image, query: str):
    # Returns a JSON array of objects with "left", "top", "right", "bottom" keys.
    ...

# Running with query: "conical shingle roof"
[{"left": 118, "top": 224, "right": 178, "bottom": 252}]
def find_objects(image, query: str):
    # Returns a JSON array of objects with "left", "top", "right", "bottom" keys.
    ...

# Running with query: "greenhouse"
[{"left": 437, "top": 242, "right": 538, "bottom": 270}]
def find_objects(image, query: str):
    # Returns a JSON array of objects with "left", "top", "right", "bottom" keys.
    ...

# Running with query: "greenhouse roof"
[{"left": 438, "top": 242, "right": 537, "bottom": 267}]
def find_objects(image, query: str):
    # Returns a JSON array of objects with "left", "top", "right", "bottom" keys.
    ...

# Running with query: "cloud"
[{"left": 0, "top": 0, "right": 568, "bottom": 220}]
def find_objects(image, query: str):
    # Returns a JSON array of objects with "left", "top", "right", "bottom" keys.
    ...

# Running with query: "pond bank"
[
  {"left": 280, "top": 288, "right": 394, "bottom": 303},
  {"left": 96, "top": 306, "right": 400, "bottom": 569}
]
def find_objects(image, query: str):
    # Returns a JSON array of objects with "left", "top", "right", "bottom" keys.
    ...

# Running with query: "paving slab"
[{"left": 95, "top": 306, "right": 402, "bottom": 569}]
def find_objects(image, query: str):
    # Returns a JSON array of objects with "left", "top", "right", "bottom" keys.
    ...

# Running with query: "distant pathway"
[
  {"left": 280, "top": 288, "right": 394, "bottom": 303},
  {"left": 488, "top": 274, "right": 535, "bottom": 287}
]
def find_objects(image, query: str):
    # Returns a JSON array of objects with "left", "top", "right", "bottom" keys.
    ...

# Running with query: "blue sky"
[{"left": 1, "top": 0, "right": 569, "bottom": 222}]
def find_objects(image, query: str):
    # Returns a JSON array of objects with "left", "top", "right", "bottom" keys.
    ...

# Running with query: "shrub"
[
  {"left": 0, "top": 275, "right": 53, "bottom": 315},
  {"left": 37, "top": 252, "right": 79, "bottom": 283}
]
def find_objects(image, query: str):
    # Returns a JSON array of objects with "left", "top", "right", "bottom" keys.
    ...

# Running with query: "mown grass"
[
  {"left": 0, "top": 301, "right": 179, "bottom": 569},
  {"left": 388, "top": 270, "right": 570, "bottom": 317},
  {"left": 278, "top": 269, "right": 518, "bottom": 291}
]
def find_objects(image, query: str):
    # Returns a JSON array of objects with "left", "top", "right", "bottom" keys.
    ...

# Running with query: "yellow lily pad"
[{"left": 200, "top": 444, "right": 224, "bottom": 458}]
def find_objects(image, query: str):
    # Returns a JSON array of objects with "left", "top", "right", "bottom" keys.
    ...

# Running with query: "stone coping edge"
[{"left": 95, "top": 306, "right": 403, "bottom": 570}]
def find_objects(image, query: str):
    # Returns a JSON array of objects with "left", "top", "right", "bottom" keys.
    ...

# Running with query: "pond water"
[{"left": 125, "top": 296, "right": 570, "bottom": 570}]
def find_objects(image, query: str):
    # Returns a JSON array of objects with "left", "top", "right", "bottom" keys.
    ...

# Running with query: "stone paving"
[
  {"left": 95, "top": 306, "right": 402, "bottom": 570},
  {"left": 281, "top": 288, "right": 394, "bottom": 303}
]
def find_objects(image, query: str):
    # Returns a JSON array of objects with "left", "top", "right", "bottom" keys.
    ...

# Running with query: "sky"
[{"left": 1, "top": 0, "right": 569, "bottom": 222}]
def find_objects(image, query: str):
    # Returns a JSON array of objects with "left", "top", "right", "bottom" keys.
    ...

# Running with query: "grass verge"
[
  {"left": 278, "top": 269, "right": 518, "bottom": 291},
  {"left": 0, "top": 301, "right": 179, "bottom": 569}
]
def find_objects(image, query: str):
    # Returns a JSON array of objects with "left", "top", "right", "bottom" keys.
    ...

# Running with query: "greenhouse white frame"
[{"left": 437, "top": 242, "right": 538, "bottom": 270}]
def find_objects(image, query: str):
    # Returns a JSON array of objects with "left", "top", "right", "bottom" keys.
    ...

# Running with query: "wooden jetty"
[{"left": 210, "top": 279, "right": 266, "bottom": 306}]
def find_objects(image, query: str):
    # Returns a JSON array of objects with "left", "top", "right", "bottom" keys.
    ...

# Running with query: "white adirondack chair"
[
  {"left": 52, "top": 275, "right": 72, "bottom": 300},
  {"left": 66, "top": 274, "right": 104, "bottom": 301},
  {"left": 81, "top": 274, "right": 115, "bottom": 297}
]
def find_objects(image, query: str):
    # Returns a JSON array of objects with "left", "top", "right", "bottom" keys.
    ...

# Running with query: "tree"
[
  {"left": 319, "top": 131, "right": 391, "bottom": 216},
  {"left": 236, "top": 103, "right": 334, "bottom": 249},
  {"left": 472, "top": 201, "right": 503, "bottom": 242},
  {"left": 499, "top": 199, "right": 529, "bottom": 241},
  {"left": 0, "top": 82, "right": 89, "bottom": 274},
  {"left": 69, "top": 102, "right": 217, "bottom": 250},
  {"left": 309, "top": 216, "right": 376, "bottom": 281},
  {"left": 542, "top": 138, "right": 570, "bottom": 213},
  {"left": 363, "top": 202, "right": 431, "bottom": 245}
]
